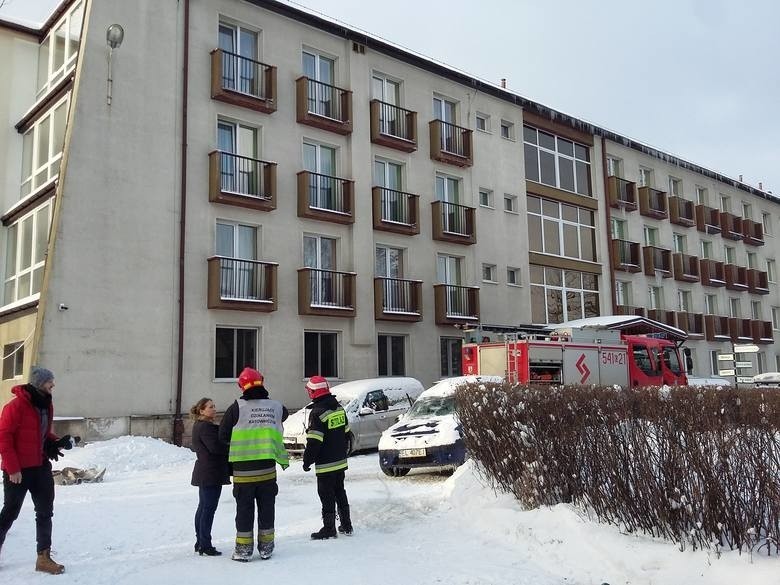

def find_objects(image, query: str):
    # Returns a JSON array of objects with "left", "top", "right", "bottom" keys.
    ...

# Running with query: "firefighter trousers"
[
  {"left": 316, "top": 470, "right": 349, "bottom": 516},
  {"left": 233, "top": 480, "right": 278, "bottom": 543}
]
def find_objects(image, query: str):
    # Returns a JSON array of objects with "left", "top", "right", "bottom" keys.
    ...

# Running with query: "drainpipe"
[
  {"left": 173, "top": 0, "right": 190, "bottom": 446},
  {"left": 601, "top": 136, "right": 617, "bottom": 315}
]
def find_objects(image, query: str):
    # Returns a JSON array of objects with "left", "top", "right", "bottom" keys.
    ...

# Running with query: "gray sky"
[{"left": 3, "top": 0, "right": 778, "bottom": 194}]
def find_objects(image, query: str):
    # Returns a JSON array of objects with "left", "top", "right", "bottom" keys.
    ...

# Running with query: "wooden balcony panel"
[
  {"left": 210, "top": 49, "right": 277, "bottom": 114},
  {"left": 207, "top": 257, "right": 277, "bottom": 312},
  {"left": 371, "top": 187, "right": 420, "bottom": 235},
  {"left": 642, "top": 246, "right": 672, "bottom": 278},
  {"left": 431, "top": 201, "right": 476, "bottom": 245},
  {"left": 208, "top": 151, "right": 277, "bottom": 212},
  {"left": 297, "top": 268, "right": 356, "bottom": 318},
  {"left": 695, "top": 205, "right": 721, "bottom": 234},
  {"left": 616, "top": 305, "right": 646, "bottom": 317},
  {"left": 369, "top": 100, "right": 417, "bottom": 152},
  {"left": 747, "top": 268, "right": 770, "bottom": 294},
  {"left": 720, "top": 212, "right": 743, "bottom": 241},
  {"left": 672, "top": 253, "right": 700, "bottom": 283},
  {"left": 607, "top": 176, "right": 637, "bottom": 210},
  {"left": 433, "top": 284, "right": 479, "bottom": 325},
  {"left": 752, "top": 320, "right": 774, "bottom": 344},
  {"left": 705, "top": 315, "right": 731, "bottom": 342},
  {"left": 295, "top": 76, "right": 353, "bottom": 135},
  {"left": 611, "top": 239, "right": 642, "bottom": 273},
  {"left": 724, "top": 264, "right": 748, "bottom": 291},
  {"left": 373, "top": 278, "right": 423, "bottom": 322},
  {"left": 677, "top": 312, "right": 705, "bottom": 339},
  {"left": 700, "top": 259, "right": 726, "bottom": 287},
  {"left": 729, "top": 317, "right": 753, "bottom": 342},
  {"left": 669, "top": 197, "right": 695, "bottom": 227},
  {"left": 296, "top": 171, "right": 355, "bottom": 225},
  {"left": 638, "top": 186, "right": 668, "bottom": 220},
  {"left": 429, "top": 120, "right": 473, "bottom": 167},
  {"left": 647, "top": 309, "right": 677, "bottom": 326},
  {"left": 742, "top": 219, "right": 765, "bottom": 246}
]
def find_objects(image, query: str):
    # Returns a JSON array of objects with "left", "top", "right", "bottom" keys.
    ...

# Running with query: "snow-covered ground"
[{"left": 0, "top": 436, "right": 775, "bottom": 584}]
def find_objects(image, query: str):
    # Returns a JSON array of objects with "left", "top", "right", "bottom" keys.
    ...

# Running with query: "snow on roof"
[
  {"left": 0, "top": 14, "right": 41, "bottom": 30},
  {"left": 550, "top": 316, "right": 687, "bottom": 341}
]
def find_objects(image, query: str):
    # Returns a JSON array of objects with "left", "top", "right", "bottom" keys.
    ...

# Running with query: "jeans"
[
  {"left": 0, "top": 461, "right": 54, "bottom": 553},
  {"left": 194, "top": 485, "right": 222, "bottom": 549}
]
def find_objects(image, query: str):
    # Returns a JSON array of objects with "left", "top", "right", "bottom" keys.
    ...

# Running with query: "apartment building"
[{"left": 1, "top": 0, "right": 776, "bottom": 442}]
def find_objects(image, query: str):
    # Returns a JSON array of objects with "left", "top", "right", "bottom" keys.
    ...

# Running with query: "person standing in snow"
[
  {"left": 0, "top": 366, "right": 78, "bottom": 574},
  {"left": 219, "top": 368, "right": 289, "bottom": 562},
  {"left": 189, "top": 397, "right": 230, "bottom": 556},
  {"left": 302, "top": 376, "right": 353, "bottom": 539}
]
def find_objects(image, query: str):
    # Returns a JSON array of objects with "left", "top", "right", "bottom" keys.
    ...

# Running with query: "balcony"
[
  {"left": 429, "top": 120, "right": 473, "bottom": 167},
  {"left": 728, "top": 317, "right": 753, "bottom": 343},
  {"left": 638, "top": 186, "right": 668, "bottom": 219},
  {"left": 372, "top": 187, "right": 420, "bottom": 236},
  {"left": 705, "top": 315, "right": 731, "bottom": 342},
  {"left": 752, "top": 320, "right": 774, "bottom": 344},
  {"left": 643, "top": 246, "right": 672, "bottom": 277},
  {"left": 607, "top": 176, "right": 637, "bottom": 210},
  {"left": 433, "top": 284, "right": 479, "bottom": 325},
  {"left": 720, "top": 212, "right": 743, "bottom": 240},
  {"left": 695, "top": 205, "right": 721, "bottom": 234},
  {"left": 747, "top": 268, "right": 770, "bottom": 294},
  {"left": 669, "top": 197, "right": 695, "bottom": 227},
  {"left": 207, "top": 257, "right": 277, "bottom": 312},
  {"left": 369, "top": 100, "right": 417, "bottom": 152},
  {"left": 672, "top": 253, "right": 700, "bottom": 283},
  {"left": 208, "top": 151, "right": 276, "bottom": 211},
  {"left": 297, "top": 171, "right": 354, "bottom": 224},
  {"left": 699, "top": 259, "right": 726, "bottom": 287},
  {"left": 210, "top": 49, "right": 277, "bottom": 113},
  {"left": 611, "top": 239, "right": 642, "bottom": 273},
  {"left": 431, "top": 201, "right": 476, "bottom": 245},
  {"left": 296, "top": 76, "right": 352, "bottom": 135},
  {"left": 676, "top": 312, "right": 705, "bottom": 339},
  {"left": 615, "top": 305, "right": 646, "bottom": 317},
  {"left": 647, "top": 309, "right": 676, "bottom": 326},
  {"left": 297, "top": 268, "right": 356, "bottom": 317},
  {"left": 724, "top": 264, "right": 748, "bottom": 291},
  {"left": 742, "top": 219, "right": 765, "bottom": 246},
  {"left": 374, "top": 277, "right": 423, "bottom": 322}
]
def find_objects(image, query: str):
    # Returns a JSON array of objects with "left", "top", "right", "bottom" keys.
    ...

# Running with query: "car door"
[{"left": 356, "top": 389, "right": 391, "bottom": 449}]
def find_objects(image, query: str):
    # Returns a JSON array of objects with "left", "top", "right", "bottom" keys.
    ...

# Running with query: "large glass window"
[
  {"left": 21, "top": 97, "right": 69, "bottom": 197},
  {"left": 440, "top": 337, "right": 462, "bottom": 377},
  {"left": 36, "top": 2, "right": 83, "bottom": 99},
  {"left": 378, "top": 334, "right": 405, "bottom": 376},
  {"left": 530, "top": 266, "right": 599, "bottom": 324},
  {"left": 527, "top": 196, "right": 595, "bottom": 262},
  {"left": 2, "top": 342, "right": 24, "bottom": 380},
  {"left": 304, "top": 331, "right": 338, "bottom": 377},
  {"left": 523, "top": 126, "right": 591, "bottom": 196},
  {"left": 214, "top": 327, "right": 257, "bottom": 379},
  {"left": 3, "top": 202, "right": 52, "bottom": 306}
]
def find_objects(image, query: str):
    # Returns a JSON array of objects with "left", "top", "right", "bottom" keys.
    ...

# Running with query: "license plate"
[
  {"left": 284, "top": 437, "right": 299, "bottom": 445},
  {"left": 399, "top": 448, "right": 426, "bottom": 458}
]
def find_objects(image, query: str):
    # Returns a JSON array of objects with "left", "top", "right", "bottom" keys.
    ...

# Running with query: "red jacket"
[{"left": 0, "top": 384, "right": 57, "bottom": 475}]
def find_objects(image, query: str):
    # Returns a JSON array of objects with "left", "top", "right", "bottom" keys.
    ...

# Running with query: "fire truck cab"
[{"left": 461, "top": 316, "right": 689, "bottom": 388}]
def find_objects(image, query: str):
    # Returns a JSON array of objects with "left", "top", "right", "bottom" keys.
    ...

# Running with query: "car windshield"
[{"left": 406, "top": 395, "right": 456, "bottom": 419}]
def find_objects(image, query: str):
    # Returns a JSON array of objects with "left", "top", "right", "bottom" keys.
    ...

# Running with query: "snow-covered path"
[{"left": 0, "top": 437, "right": 774, "bottom": 584}]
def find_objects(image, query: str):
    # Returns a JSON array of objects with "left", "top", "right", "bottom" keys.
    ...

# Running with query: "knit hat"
[
  {"left": 237, "top": 367, "right": 264, "bottom": 391},
  {"left": 29, "top": 366, "right": 55, "bottom": 389},
  {"left": 306, "top": 375, "right": 331, "bottom": 400}
]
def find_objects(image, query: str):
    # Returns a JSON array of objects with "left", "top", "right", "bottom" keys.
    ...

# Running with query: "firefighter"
[
  {"left": 302, "top": 376, "right": 353, "bottom": 539},
  {"left": 219, "top": 367, "right": 289, "bottom": 561}
]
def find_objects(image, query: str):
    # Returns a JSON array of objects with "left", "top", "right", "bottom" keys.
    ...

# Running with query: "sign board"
[
  {"left": 734, "top": 344, "right": 760, "bottom": 354},
  {"left": 718, "top": 354, "right": 734, "bottom": 361},
  {"left": 737, "top": 376, "right": 755, "bottom": 384},
  {"left": 735, "top": 361, "right": 753, "bottom": 369},
  {"left": 718, "top": 369, "right": 736, "bottom": 376}
]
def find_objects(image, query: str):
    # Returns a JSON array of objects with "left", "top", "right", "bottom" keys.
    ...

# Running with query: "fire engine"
[{"left": 461, "top": 316, "right": 690, "bottom": 388}]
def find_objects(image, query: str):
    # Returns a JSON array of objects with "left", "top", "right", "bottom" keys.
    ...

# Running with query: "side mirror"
[
  {"left": 683, "top": 347, "right": 693, "bottom": 372},
  {"left": 358, "top": 407, "right": 373, "bottom": 416}
]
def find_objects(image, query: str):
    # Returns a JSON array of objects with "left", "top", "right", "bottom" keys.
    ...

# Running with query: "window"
[
  {"left": 482, "top": 263, "right": 497, "bottom": 283},
  {"left": 747, "top": 252, "right": 757, "bottom": 269},
  {"left": 216, "top": 221, "right": 260, "bottom": 299},
  {"left": 773, "top": 307, "right": 780, "bottom": 330},
  {"left": 762, "top": 212, "right": 773, "bottom": 235},
  {"left": 36, "top": 2, "right": 83, "bottom": 99},
  {"left": 673, "top": 233, "right": 687, "bottom": 253},
  {"left": 705, "top": 294, "right": 718, "bottom": 315},
  {"left": 724, "top": 245, "right": 736, "bottom": 265},
  {"left": 606, "top": 157, "right": 622, "bottom": 178},
  {"left": 668, "top": 177, "right": 682, "bottom": 197},
  {"left": 523, "top": 126, "right": 591, "bottom": 196},
  {"left": 372, "top": 73, "right": 403, "bottom": 136},
  {"left": 304, "top": 331, "right": 338, "bottom": 378},
  {"left": 615, "top": 281, "right": 632, "bottom": 306},
  {"left": 528, "top": 196, "right": 596, "bottom": 262},
  {"left": 506, "top": 267, "right": 520, "bottom": 286},
  {"left": 20, "top": 96, "right": 69, "bottom": 197},
  {"left": 2, "top": 342, "right": 24, "bottom": 380},
  {"left": 215, "top": 327, "right": 257, "bottom": 379},
  {"left": 729, "top": 298, "right": 741, "bottom": 318},
  {"left": 644, "top": 226, "right": 659, "bottom": 246},
  {"left": 678, "top": 290, "right": 692, "bottom": 311},
  {"left": 475, "top": 113, "right": 489, "bottom": 132},
  {"left": 611, "top": 218, "right": 628, "bottom": 240},
  {"left": 530, "top": 266, "right": 599, "bottom": 324},
  {"left": 440, "top": 337, "right": 462, "bottom": 377},
  {"left": 218, "top": 22, "right": 260, "bottom": 95},
  {"left": 378, "top": 334, "right": 405, "bottom": 376},
  {"left": 435, "top": 173, "right": 460, "bottom": 204},
  {"left": 479, "top": 189, "right": 493, "bottom": 208},
  {"left": 710, "top": 351, "right": 719, "bottom": 376},
  {"left": 500, "top": 120, "right": 514, "bottom": 140},
  {"left": 751, "top": 300, "right": 762, "bottom": 320},
  {"left": 304, "top": 234, "right": 337, "bottom": 305},
  {"left": 720, "top": 194, "right": 731, "bottom": 213},
  {"left": 217, "top": 119, "right": 260, "bottom": 195},
  {"left": 638, "top": 167, "right": 654, "bottom": 188},
  {"left": 503, "top": 194, "right": 518, "bottom": 213},
  {"left": 776, "top": 355, "right": 780, "bottom": 372},
  {"left": 303, "top": 50, "right": 336, "bottom": 117},
  {"left": 700, "top": 240, "right": 713, "bottom": 259},
  {"left": 3, "top": 202, "right": 52, "bottom": 306},
  {"left": 303, "top": 142, "right": 340, "bottom": 211},
  {"left": 433, "top": 95, "right": 458, "bottom": 124},
  {"left": 742, "top": 202, "right": 752, "bottom": 220},
  {"left": 757, "top": 352, "right": 767, "bottom": 375},
  {"left": 695, "top": 186, "right": 708, "bottom": 205},
  {"left": 767, "top": 259, "right": 776, "bottom": 283},
  {"left": 648, "top": 286, "right": 663, "bottom": 309}
]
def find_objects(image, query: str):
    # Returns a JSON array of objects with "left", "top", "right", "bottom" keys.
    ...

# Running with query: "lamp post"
[{"left": 106, "top": 24, "right": 124, "bottom": 106}]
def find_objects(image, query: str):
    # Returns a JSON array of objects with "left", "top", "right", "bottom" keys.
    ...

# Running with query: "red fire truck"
[{"left": 461, "top": 316, "right": 690, "bottom": 387}]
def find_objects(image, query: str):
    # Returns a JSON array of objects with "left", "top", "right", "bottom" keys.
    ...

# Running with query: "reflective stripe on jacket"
[{"left": 228, "top": 399, "right": 289, "bottom": 469}]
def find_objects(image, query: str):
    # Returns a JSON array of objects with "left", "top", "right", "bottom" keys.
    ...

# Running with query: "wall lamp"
[{"left": 106, "top": 24, "right": 124, "bottom": 105}]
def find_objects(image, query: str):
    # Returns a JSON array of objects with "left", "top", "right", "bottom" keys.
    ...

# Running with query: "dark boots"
[
  {"left": 310, "top": 512, "right": 337, "bottom": 540},
  {"left": 337, "top": 505, "right": 353, "bottom": 535}
]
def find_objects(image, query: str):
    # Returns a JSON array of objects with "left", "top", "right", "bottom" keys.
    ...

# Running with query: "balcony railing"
[
  {"left": 638, "top": 186, "right": 668, "bottom": 219},
  {"left": 433, "top": 284, "right": 479, "bottom": 325},
  {"left": 725, "top": 264, "right": 748, "bottom": 291},
  {"left": 672, "top": 253, "right": 700, "bottom": 282},
  {"left": 210, "top": 49, "right": 277, "bottom": 113},
  {"left": 611, "top": 239, "right": 641, "bottom": 272},
  {"left": 373, "top": 277, "right": 423, "bottom": 322},
  {"left": 747, "top": 268, "right": 769, "bottom": 294},
  {"left": 296, "top": 77, "right": 352, "bottom": 135},
  {"left": 752, "top": 320, "right": 774, "bottom": 344},
  {"left": 209, "top": 151, "right": 276, "bottom": 211},
  {"left": 297, "top": 171, "right": 354, "bottom": 224},
  {"left": 207, "top": 256, "right": 277, "bottom": 312},
  {"left": 695, "top": 205, "right": 721, "bottom": 234},
  {"left": 431, "top": 201, "right": 476, "bottom": 245},
  {"left": 643, "top": 246, "right": 672, "bottom": 277},
  {"left": 607, "top": 176, "right": 637, "bottom": 210},
  {"left": 742, "top": 219, "right": 765, "bottom": 246},
  {"left": 297, "top": 268, "right": 356, "bottom": 317},
  {"left": 700, "top": 259, "right": 726, "bottom": 287},
  {"left": 669, "top": 197, "right": 695, "bottom": 227},
  {"left": 372, "top": 187, "right": 419, "bottom": 235},
  {"left": 705, "top": 315, "right": 731, "bottom": 342},
  {"left": 370, "top": 100, "right": 417, "bottom": 152},
  {"left": 647, "top": 309, "right": 676, "bottom": 326},
  {"left": 720, "top": 212, "right": 743, "bottom": 240},
  {"left": 676, "top": 312, "right": 705, "bottom": 339},
  {"left": 616, "top": 305, "right": 646, "bottom": 317},
  {"left": 729, "top": 317, "right": 753, "bottom": 343},
  {"left": 429, "top": 120, "right": 473, "bottom": 167}
]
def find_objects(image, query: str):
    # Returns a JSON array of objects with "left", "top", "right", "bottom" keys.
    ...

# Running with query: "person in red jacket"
[{"left": 0, "top": 366, "right": 77, "bottom": 574}]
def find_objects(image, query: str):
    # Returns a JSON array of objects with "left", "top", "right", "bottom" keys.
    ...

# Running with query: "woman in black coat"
[{"left": 190, "top": 397, "right": 230, "bottom": 556}]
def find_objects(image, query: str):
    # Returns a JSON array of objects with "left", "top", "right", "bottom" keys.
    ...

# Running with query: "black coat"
[
  {"left": 190, "top": 420, "right": 230, "bottom": 487},
  {"left": 303, "top": 394, "right": 349, "bottom": 470}
]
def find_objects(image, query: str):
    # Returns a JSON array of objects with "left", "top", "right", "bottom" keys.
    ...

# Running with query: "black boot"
[
  {"left": 337, "top": 505, "right": 353, "bottom": 535},
  {"left": 310, "top": 512, "right": 337, "bottom": 540}
]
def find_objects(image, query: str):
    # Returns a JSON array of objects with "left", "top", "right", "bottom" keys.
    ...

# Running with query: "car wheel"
[
  {"left": 346, "top": 434, "right": 354, "bottom": 456},
  {"left": 380, "top": 466, "right": 395, "bottom": 477}
]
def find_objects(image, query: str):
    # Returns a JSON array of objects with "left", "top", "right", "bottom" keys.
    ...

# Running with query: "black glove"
[
  {"left": 302, "top": 462, "right": 311, "bottom": 472},
  {"left": 57, "top": 435, "right": 80, "bottom": 450},
  {"left": 44, "top": 438, "right": 64, "bottom": 461}
]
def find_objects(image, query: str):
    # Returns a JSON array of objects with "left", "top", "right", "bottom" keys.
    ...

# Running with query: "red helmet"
[
  {"left": 306, "top": 375, "right": 330, "bottom": 400},
  {"left": 237, "top": 367, "right": 264, "bottom": 391}
]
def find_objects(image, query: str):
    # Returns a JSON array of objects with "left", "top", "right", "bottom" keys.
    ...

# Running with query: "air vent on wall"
[{"left": 352, "top": 42, "right": 365, "bottom": 54}]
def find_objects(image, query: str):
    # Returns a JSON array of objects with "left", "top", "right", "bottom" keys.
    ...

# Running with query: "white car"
[{"left": 283, "top": 377, "right": 425, "bottom": 455}]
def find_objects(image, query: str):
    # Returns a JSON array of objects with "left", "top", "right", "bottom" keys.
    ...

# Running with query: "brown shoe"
[{"left": 36, "top": 549, "right": 65, "bottom": 574}]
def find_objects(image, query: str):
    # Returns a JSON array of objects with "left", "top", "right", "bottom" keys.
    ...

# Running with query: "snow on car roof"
[
  {"left": 329, "top": 377, "right": 421, "bottom": 402},
  {"left": 421, "top": 375, "right": 504, "bottom": 398}
]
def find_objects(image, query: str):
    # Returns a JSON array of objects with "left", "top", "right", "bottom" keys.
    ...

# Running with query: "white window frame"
[
  {"left": 523, "top": 125, "right": 591, "bottom": 196},
  {"left": 772, "top": 307, "right": 780, "bottom": 330},
  {"left": 729, "top": 297, "right": 741, "bottom": 318},
  {"left": 2, "top": 341, "right": 24, "bottom": 380},
  {"left": 615, "top": 281, "right": 631, "bottom": 306},
  {"left": 695, "top": 186, "right": 708, "bottom": 205},
  {"left": 673, "top": 233, "right": 686, "bottom": 254},
  {"left": 377, "top": 333, "right": 406, "bottom": 377},
  {"left": 20, "top": 95, "right": 69, "bottom": 198},
  {"left": 700, "top": 240, "right": 713, "bottom": 260},
  {"left": 668, "top": 176, "right": 682, "bottom": 197},
  {"left": 648, "top": 286, "right": 663, "bottom": 310},
  {"left": 528, "top": 196, "right": 596, "bottom": 262},
  {"left": 606, "top": 157, "right": 622, "bottom": 178},
  {"left": 678, "top": 290, "right": 692, "bottom": 312},
  {"left": 478, "top": 188, "right": 493, "bottom": 209},
  {"left": 503, "top": 193, "right": 518, "bottom": 213},
  {"left": 481, "top": 263, "right": 497, "bottom": 283},
  {"left": 751, "top": 300, "right": 762, "bottom": 320},
  {"left": 36, "top": 2, "right": 83, "bottom": 99},
  {"left": 638, "top": 167, "right": 654, "bottom": 188},
  {"left": 767, "top": 259, "right": 776, "bottom": 283},
  {"left": 705, "top": 294, "right": 718, "bottom": 315},
  {"left": 3, "top": 201, "right": 52, "bottom": 307},
  {"left": 762, "top": 212, "right": 773, "bottom": 236},
  {"left": 506, "top": 267, "right": 521, "bottom": 287},
  {"left": 500, "top": 120, "right": 514, "bottom": 140},
  {"left": 475, "top": 113, "right": 490, "bottom": 133}
]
